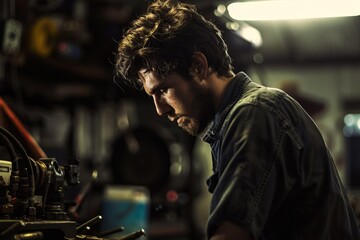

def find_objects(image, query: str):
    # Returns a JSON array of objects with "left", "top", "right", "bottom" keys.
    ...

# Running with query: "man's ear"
[{"left": 190, "top": 52, "right": 209, "bottom": 80}]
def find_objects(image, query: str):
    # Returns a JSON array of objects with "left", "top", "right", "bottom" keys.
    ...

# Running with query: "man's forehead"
[
  {"left": 138, "top": 69, "right": 162, "bottom": 94},
  {"left": 138, "top": 68, "right": 181, "bottom": 84},
  {"left": 138, "top": 69, "right": 159, "bottom": 83}
]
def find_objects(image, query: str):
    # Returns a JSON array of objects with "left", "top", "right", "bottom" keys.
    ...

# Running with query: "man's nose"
[{"left": 153, "top": 95, "right": 171, "bottom": 116}]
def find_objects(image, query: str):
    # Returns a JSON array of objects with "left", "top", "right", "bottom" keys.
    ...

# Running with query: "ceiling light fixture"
[{"left": 227, "top": 0, "right": 360, "bottom": 21}]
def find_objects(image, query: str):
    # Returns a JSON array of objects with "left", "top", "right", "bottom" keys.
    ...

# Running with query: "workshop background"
[{"left": 1, "top": 0, "right": 360, "bottom": 239}]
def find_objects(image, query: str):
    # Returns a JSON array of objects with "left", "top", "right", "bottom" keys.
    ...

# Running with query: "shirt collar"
[{"left": 201, "top": 72, "right": 251, "bottom": 143}]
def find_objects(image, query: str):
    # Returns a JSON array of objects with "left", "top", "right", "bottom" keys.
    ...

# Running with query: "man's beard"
[
  {"left": 178, "top": 85, "right": 215, "bottom": 136},
  {"left": 178, "top": 118, "right": 202, "bottom": 136}
]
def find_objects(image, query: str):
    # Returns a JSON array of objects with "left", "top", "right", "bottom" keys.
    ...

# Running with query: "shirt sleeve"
[{"left": 207, "top": 104, "right": 298, "bottom": 239}]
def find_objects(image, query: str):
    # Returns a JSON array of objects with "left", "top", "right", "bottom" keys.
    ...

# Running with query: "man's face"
[{"left": 139, "top": 70, "right": 215, "bottom": 136}]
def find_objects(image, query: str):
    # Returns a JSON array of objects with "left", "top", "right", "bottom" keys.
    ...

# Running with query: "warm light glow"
[
  {"left": 227, "top": 0, "right": 360, "bottom": 21},
  {"left": 214, "top": 4, "right": 227, "bottom": 16},
  {"left": 225, "top": 21, "right": 263, "bottom": 47},
  {"left": 238, "top": 24, "right": 263, "bottom": 47}
]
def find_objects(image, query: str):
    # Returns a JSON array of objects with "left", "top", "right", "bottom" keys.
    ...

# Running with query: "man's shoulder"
[{"left": 234, "top": 82, "right": 286, "bottom": 112}]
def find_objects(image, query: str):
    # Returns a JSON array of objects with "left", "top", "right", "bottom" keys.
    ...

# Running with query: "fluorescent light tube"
[{"left": 228, "top": 0, "right": 360, "bottom": 21}]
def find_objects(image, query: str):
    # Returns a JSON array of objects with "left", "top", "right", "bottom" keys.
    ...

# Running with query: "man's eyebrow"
[
  {"left": 147, "top": 82, "right": 163, "bottom": 95},
  {"left": 143, "top": 78, "right": 162, "bottom": 96},
  {"left": 150, "top": 75, "right": 171, "bottom": 95}
]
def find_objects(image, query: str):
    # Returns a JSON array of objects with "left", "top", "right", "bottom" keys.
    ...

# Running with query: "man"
[{"left": 115, "top": 0, "right": 360, "bottom": 239}]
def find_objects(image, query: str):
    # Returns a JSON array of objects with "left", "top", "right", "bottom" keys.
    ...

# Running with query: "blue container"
[{"left": 101, "top": 185, "right": 150, "bottom": 239}]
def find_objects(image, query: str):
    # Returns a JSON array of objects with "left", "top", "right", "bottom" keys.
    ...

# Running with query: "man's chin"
[
  {"left": 178, "top": 123, "right": 197, "bottom": 136},
  {"left": 183, "top": 119, "right": 213, "bottom": 137},
  {"left": 179, "top": 123, "right": 206, "bottom": 136},
  {"left": 183, "top": 129, "right": 198, "bottom": 136}
]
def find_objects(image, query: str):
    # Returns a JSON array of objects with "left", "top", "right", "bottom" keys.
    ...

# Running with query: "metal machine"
[{"left": 0, "top": 125, "right": 145, "bottom": 240}]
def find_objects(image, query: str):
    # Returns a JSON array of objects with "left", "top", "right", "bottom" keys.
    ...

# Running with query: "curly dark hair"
[{"left": 115, "top": 0, "right": 233, "bottom": 89}]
